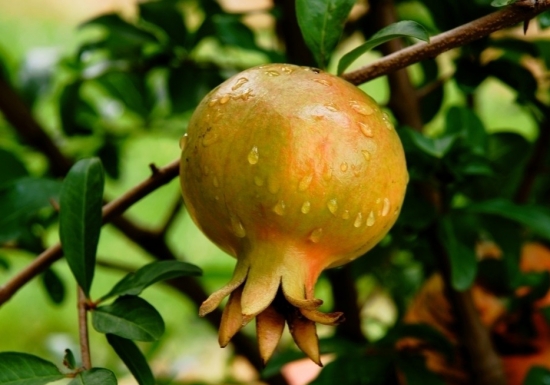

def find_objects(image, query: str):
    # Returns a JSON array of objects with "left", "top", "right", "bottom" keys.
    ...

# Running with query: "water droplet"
[
  {"left": 179, "top": 134, "right": 188, "bottom": 150},
  {"left": 327, "top": 199, "right": 338, "bottom": 215},
  {"left": 298, "top": 174, "right": 313, "bottom": 191},
  {"left": 248, "top": 146, "right": 259, "bottom": 165},
  {"left": 238, "top": 88, "right": 253, "bottom": 101},
  {"left": 367, "top": 211, "right": 375, "bottom": 226},
  {"left": 230, "top": 216, "right": 246, "bottom": 238},
  {"left": 281, "top": 66, "right": 294, "bottom": 74},
  {"left": 359, "top": 122, "right": 373, "bottom": 138},
  {"left": 362, "top": 150, "right": 371, "bottom": 161},
  {"left": 309, "top": 228, "right": 323, "bottom": 243},
  {"left": 325, "top": 103, "right": 338, "bottom": 112},
  {"left": 301, "top": 201, "right": 311, "bottom": 214},
  {"left": 354, "top": 212, "right": 363, "bottom": 227},
  {"left": 268, "top": 176, "right": 280, "bottom": 194},
  {"left": 208, "top": 98, "right": 218, "bottom": 107},
  {"left": 254, "top": 176, "right": 264, "bottom": 186},
  {"left": 232, "top": 77, "right": 249, "bottom": 91},
  {"left": 350, "top": 101, "right": 374, "bottom": 116},
  {"left": 273, "top": 200, "right": 286, "bottom": 216},
  {"left": 342, "top": 210, "right": 350, "bottom": 220},
  {"left": 314, "top": 79, "right": 331, "bottom": 86},
  {"left": 323, "top": 167, "right": 333, "bottom": 181},
  {"left": 265, "top": 70, "right": 280, "bottom": 77},
  {"left": 220, "top": 95, "right": 230, "bottom": 104},
  {"left": 382, "top": 198, "right": 390, "bottom": 217},
  {"left": 202, "top": 131, "right": 219, "bottom": 146},
  {"left": 340, "top": 162, "right": 348, "bottom": 172},
  {"left": 213, "top": 176, "right": 219, "bottom": 187},
  {"left": 382, "top": 112, "right": 393, "bottom": 130}
]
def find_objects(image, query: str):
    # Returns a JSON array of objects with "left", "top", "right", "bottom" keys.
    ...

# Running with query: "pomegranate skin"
[{"left": 179, "top": 63, "right": 408, "bottom": 364}]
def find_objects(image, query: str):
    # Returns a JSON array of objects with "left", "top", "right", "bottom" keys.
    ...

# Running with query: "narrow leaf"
[
  {"left": 0, "top": 352, "right": 64, "bottom": 385},
  {"left": 68, "top": 368, "right": 117, "bottom": 385},
  {"left": 338, "top": 20, "right": 429, "bottom": 74},
  {"left": 438, "top": 217, "right": 477, "bottom": 291},
  {"left": 42, "top": 268, "right": 65, "bottom": 305},
  {"left": 106, "top": 334, "right": 155, "bottom": 385},
  {"left": 467, "top": 199, "right": 550, "bottom": 242},
  {"left": 92, "top": 296, "right": 165, "bottom": 341},
  {"left": 296, "top": 0, "right": 356, "bottom": 68},
  {"left": 63, "top": 349, "right": 76, "bottom": 370},
  {"left": 102, "top": 260, "right": 202, "bottom": 300},
  {"left": 405, "top": 128, "right": 456, "bottom": 158},
  {"left": 59, "top": 158, "right": 105, "bottom": 297}
]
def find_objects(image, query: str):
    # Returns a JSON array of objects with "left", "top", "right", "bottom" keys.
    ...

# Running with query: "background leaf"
[
  {"left": 41, "top": 268, "right": 65, "bottom": 305},
  {"left": 106, "top": 334, "right": 155, "bottom": 385},
  {"left": 92, "top": 296, "right": 165, "bottom": 341},
  {"left": 59, "top": 158, "right": 105, "bottom": 297},
  {"left": 338, "top": 21, "right": 429, "bottom": 74},
  {"left": 0, "top": 352, "right": 64, "bottom": 385},
  {"left": 102, "top": 260, "right": 202, "bottom": 300},
  {"left": 296, "top": 0, "right": 356, "bottom": 68}
]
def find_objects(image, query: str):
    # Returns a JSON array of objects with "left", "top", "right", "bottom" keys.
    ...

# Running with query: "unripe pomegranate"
[{"left": 179, "top": 63, "right": 408, "bottom": 365}]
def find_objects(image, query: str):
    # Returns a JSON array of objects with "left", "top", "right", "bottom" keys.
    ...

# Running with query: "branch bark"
[
  {"left": 78, "top": 286, "right": 92, "bottom": 370},
  {"left": 342, "top": 1, "right": 550, "bottom": 86}
]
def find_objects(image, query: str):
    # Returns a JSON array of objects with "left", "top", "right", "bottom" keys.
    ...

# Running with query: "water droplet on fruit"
[
  {"left": 268, "top": 176, "right": 280, "bottom": 194},
  {"left": 301, "top": 201, "right": 311, "bottom": 214},
  {"left": 314, "top": 79, "right": 331, "bottom": 86},
  {"left": 202, "top": 131, "right": 219, "bottom": 146},
  {"left": 362, "top": 150, "right": 371, "bottom": 161},
  {"left": 382, "top": 112, "right": 393, "bottom": 130},
  {"left": 273, "top": 200, "right": 286, "bottom": 216},
  {"left": 248, "top": 146, "right": 259, "bottom": 165},
  {"left": 220, "top": 95, "right": 230, "bottom": 104},
  {"left": 298, "top": 174, "right": 313, "bottom": 191},
  {"left": 179, "top": 134, "right": 188, "bottom": 150},
  {"left": 213, "top": 176, "right": 219, "bottom": 187},
  {"left": 254, "top": 176, "right": 264, "bottom": 186},
  {"left": 208, "top": 98, "right": 218, "bottom": 107},
  {"left": 367, "top": 211, "right": 375, "bottom": 226},
  {"left": 265, "top": 70, "right": 280, "bottom": 77},
  {"left": 230, "top": 216, "right": 246, "bottom": 238},
  {"left": 327, "top": 199, "right": 338, "bottom": 215},
  {"left": 309, "top": 228, "right": 323, "bottom": 243},
  {"left": 325, "top": 103, "right": 338, "bottom": 112},
  {"left": 342, "top": 210, "right": 350, "bottom": 220},
  {"left": 382, "top": 198, "right": 390, "bottom": 217},
  {"left": 281, "top": 66, "right": 294, "bottom": 74},
  {"left": 340, "top": 162, "right": 348, "bottom": 172},
  {"left": 232, "top": 77, "right": 249, "bottom": 91},
  {"left": 359, "top": 122, "right": 373, "bottom": 138},
  {"left": 354, "top": 212, "right": 363, "bottom": 227},
  {"left": 350, "top": 101, "right": 373, "bottom": 116},
  {"left": 239, "top": 88, "right": 253, "bottom": 101}
]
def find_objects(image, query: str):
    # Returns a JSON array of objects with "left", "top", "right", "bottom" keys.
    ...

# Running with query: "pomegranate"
[{"left": 179, "top": 63, "right": 408, "bottom": 364}]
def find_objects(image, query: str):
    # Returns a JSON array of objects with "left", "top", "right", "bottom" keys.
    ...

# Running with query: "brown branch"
[
  {"left": 342, "top": 1, "right": 550, "bottom": 86},
  {"left": 0, "top": 159, "right": 179, "bottom": 306},
  {"left": 78, "top": 286, "right": 92, "bottom": 370}
]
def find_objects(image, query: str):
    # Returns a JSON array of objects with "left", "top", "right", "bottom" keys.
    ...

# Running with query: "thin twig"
[
  {"left": 0, "top": 159, "right": 179, "bottom": 306},
  {"left": 78, "top": 286, "right": 92, "bottom": 370},
  {"left": 342, "top": 2, "right": 550, "bottom": 86}
]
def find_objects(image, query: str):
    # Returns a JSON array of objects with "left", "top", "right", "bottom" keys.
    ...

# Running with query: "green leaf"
[
  {"left": 59, "top": 81, "right": 95, "bottom": 136},
  {"left": 419, "top": 59, "right": 444, "bottom": 124},
  {"left": 167, "top": 66, "right": 223, "bottom": 114},
  {"left": 404, "top": 128, "right": 457, "bottom": 159},
  {"left": 59, "top": 158, "right": 105, "bottom": 297},
  {"left": 19, "top": 48, "right": 58, "bottom": 107},
  {"left": 102, "top": 260, "right": 202, "bottom": 300},
  {"left": 310, "top": 354, "right": 391, "bottom": 384},
  {"left": 139, "top": 1, "right": 187, "bottom": 46},
  {"left": 296, "top": 0, "right": 356, "bottom": 68},
  {"left": 0, "top": 352, "right": 64, "bottom": 385},
  {"left": 42, "top": 268, "right": 65, "bottom": 305},
  {"left": 106, "top": 334, "right": 155, "bottom": 385},
  {"left": 92, "top": 296, "right": 165, "bottom": 341},
  {"left": 63, "top": 349, "right": 76, "bottom": 370},
  {"left": 539, "top": 10, "right": 550, "bottom": 29},
  {"left": 0, "top": 177, "right": 61, "bottom": 244},
  {"left": 0, "top": 148, "right": 28, "bottom": 188},
  {"left": 438, "top": 216, "right": 477, "bottom": 291},
  {"left": 68, "top": 368, "right": 117, "bottom": 385},
  {"left": 445, "top": 106, "right": 487, "bottom": 155},
  {"left": 338, "top": 21, "right": 430, "bottom": 74},
  {"left": 80, "top": 14, "right": 157, "bottom": 46},
  {"left": 467, "top": 199, "right": 550, "bottom": 242},
  {"left": 95, "top": 72, "right": 151, "bottom": 118},
  {"left": 524, "top": 366, "right": 550, "bottom": 384}
]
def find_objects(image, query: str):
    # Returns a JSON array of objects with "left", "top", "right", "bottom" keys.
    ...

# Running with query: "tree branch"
[
  {"left": 342, "top": 2, "right": 550, "bottom": 86},
  {"left": 78, "top": 286, "right": 92, "bottom": 370}
]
